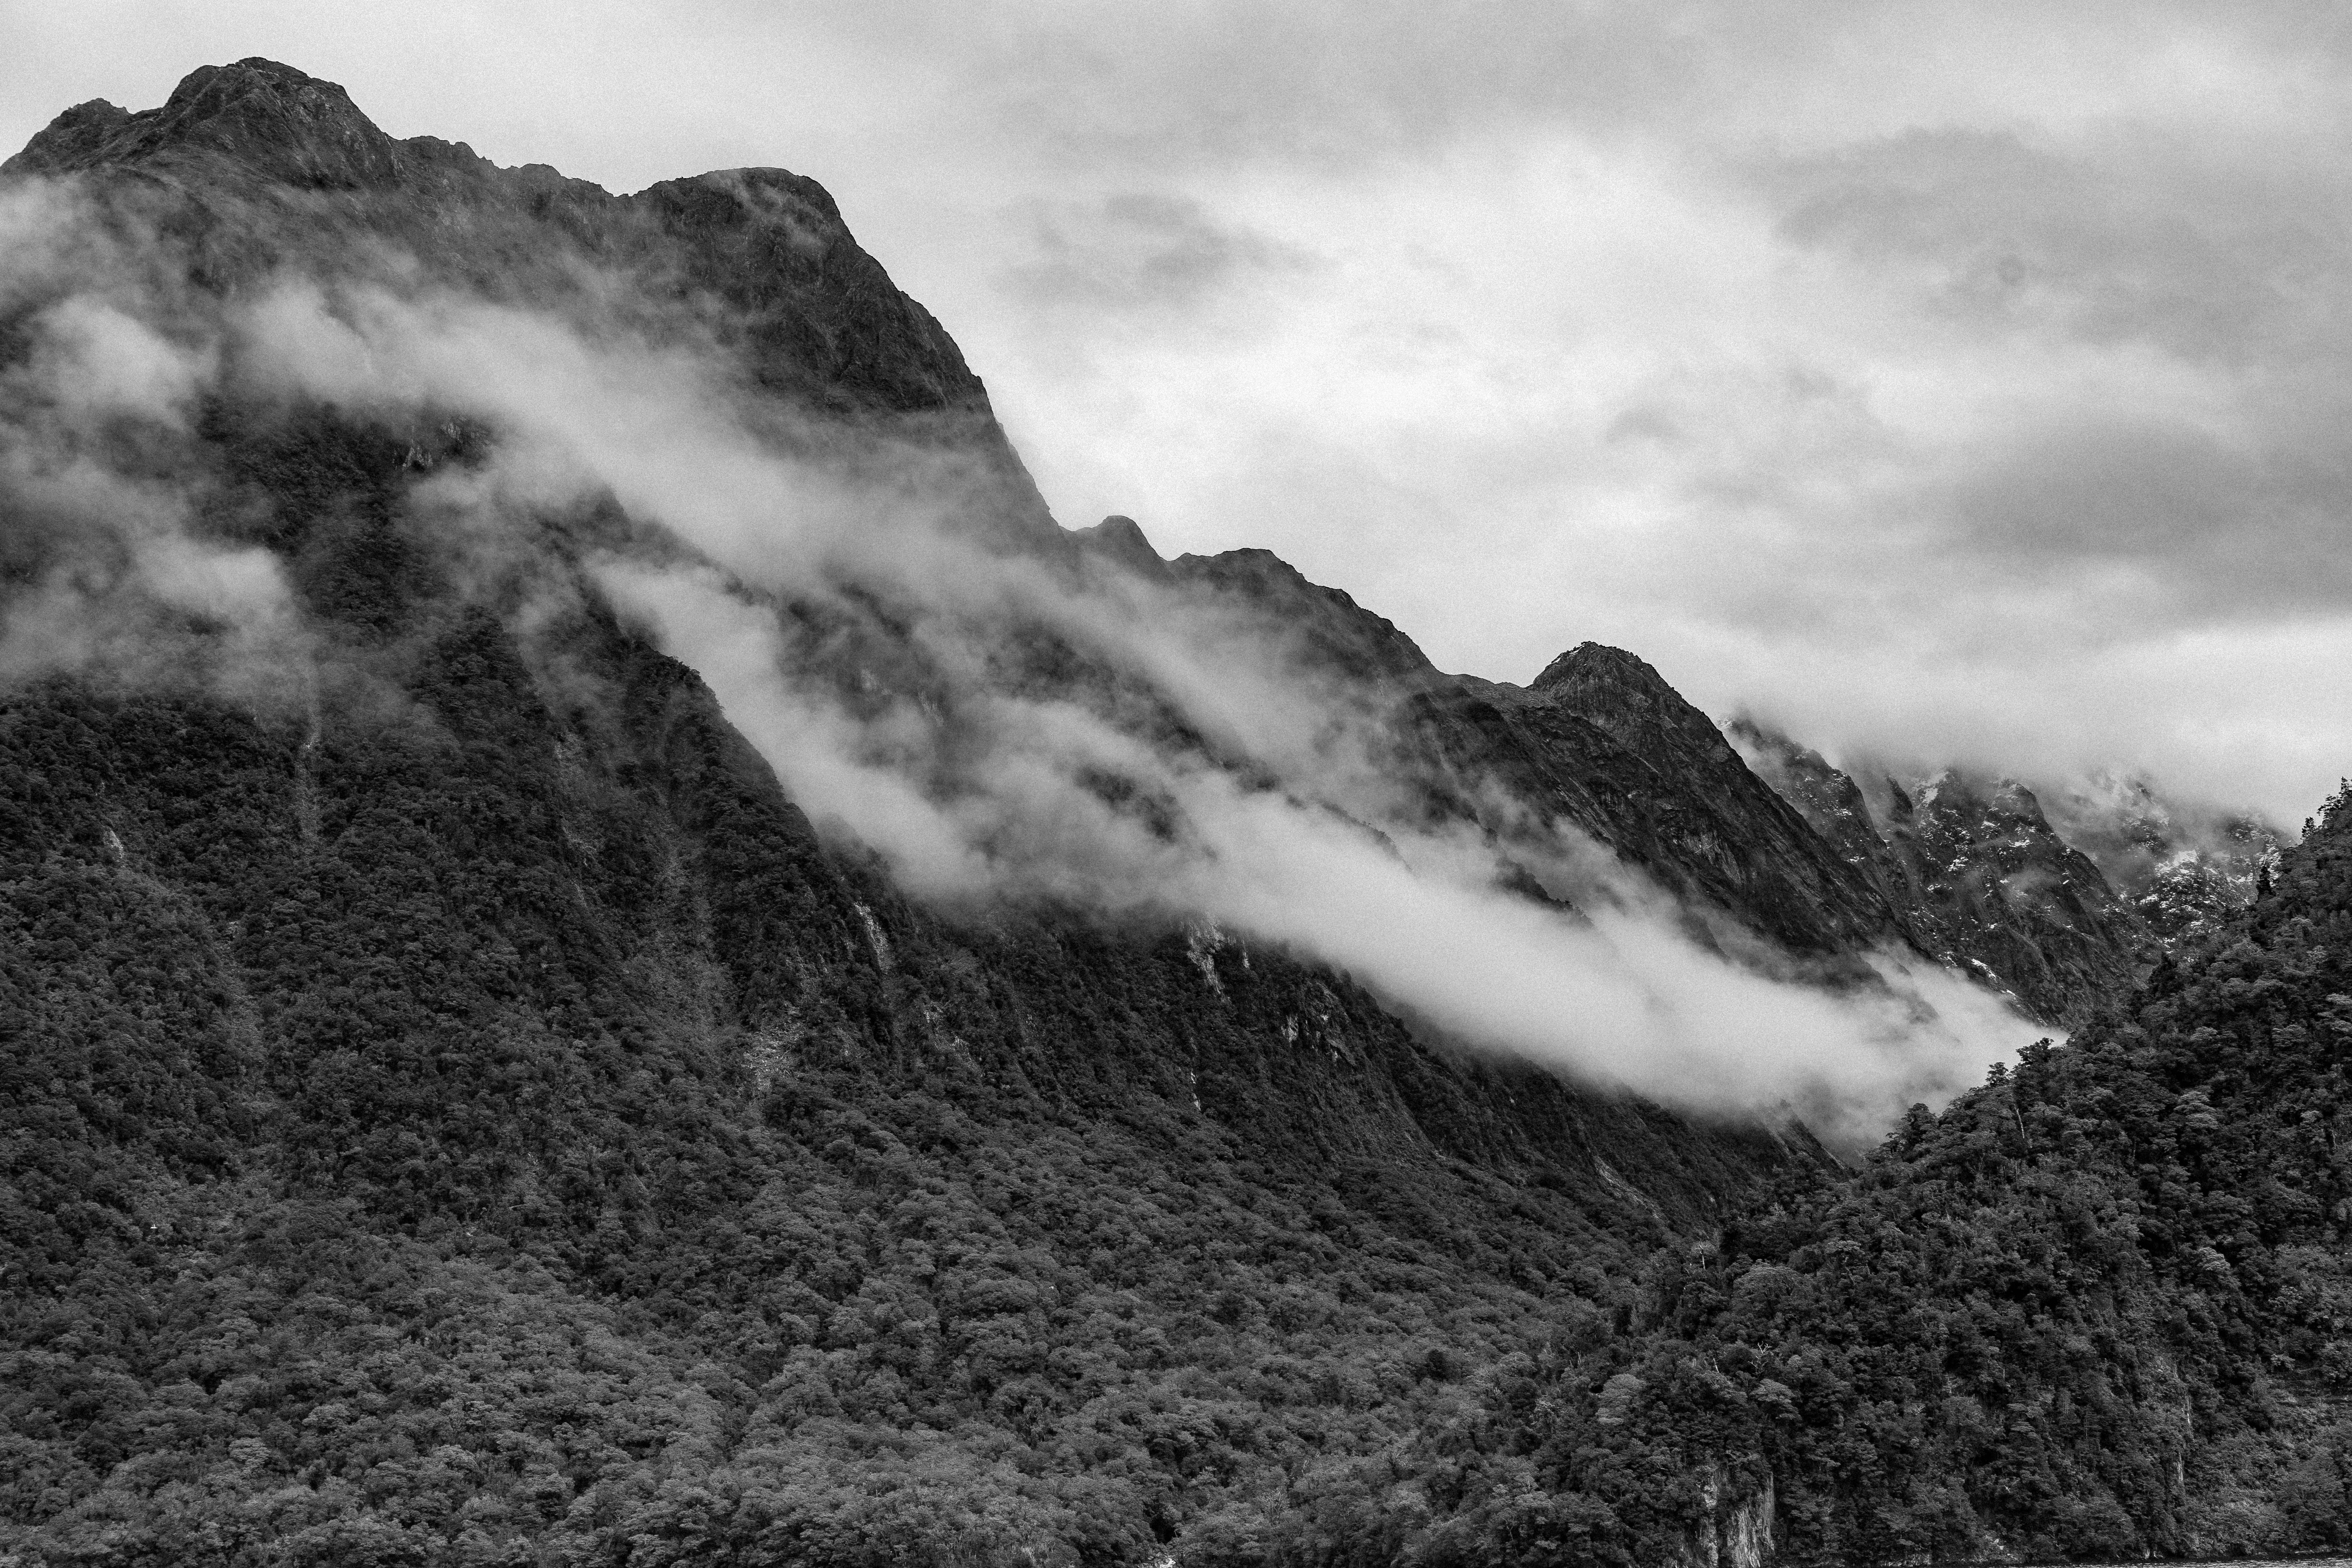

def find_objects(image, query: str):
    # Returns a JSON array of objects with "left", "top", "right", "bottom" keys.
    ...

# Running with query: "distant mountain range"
[{"left": 2, "top": 58, "right": 2341, "bottom": 1568}]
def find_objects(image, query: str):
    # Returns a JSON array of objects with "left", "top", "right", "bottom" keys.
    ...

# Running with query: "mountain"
[
  {"left": 1265, "top": 780, "right": 2352, "bottom": 1566},
  {"left": 3, "top": 63, "right": 1002, "bottom": 426},
  {"left": 2038, "top": 772, "right": 2285, "bottom": 943},
  {"left": 6, "top": 57, "right": 2331, "bottom": 1568},
  {"left": 1731, "top": 720, "right": 2150, "bottom": 1025},
  {"left": 1458, "top": 647, "right": 1909, "bottom": 963},
  {"left": 0, "top": 59, "right": 1871, "bottom": 1568}
]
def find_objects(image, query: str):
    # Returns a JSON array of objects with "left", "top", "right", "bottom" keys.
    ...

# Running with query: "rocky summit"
[{"left": 5, "top": 59, "right": 2350, "bottom": 1568}]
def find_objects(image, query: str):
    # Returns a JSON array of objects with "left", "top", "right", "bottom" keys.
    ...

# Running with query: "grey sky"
[{"left": 6, "top": 0, "right": 2350, "bottom": 821}]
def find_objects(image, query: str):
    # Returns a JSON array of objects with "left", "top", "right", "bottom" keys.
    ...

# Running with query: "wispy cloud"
[
  {"left": 9, "top": 7, "right": 2347, "bottom": 821},
  {"left": 204, "top": 268, "right": 2038, "bottom": 1137},
  {"left": 0, "top": 187, "right": 296, "bottom": 688}
]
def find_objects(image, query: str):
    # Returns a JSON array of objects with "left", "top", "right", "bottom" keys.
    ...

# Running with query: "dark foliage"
[
  {"left": 0, "top": 567, "right": 1802, "bottom": 1566},
  {"left": 1223, "top": 783, "right": 2352, "bottom": 1565}
]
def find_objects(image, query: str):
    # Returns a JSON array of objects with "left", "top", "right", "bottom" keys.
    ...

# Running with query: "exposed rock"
[
  {"left": 2040, "top": 772, "right": 2284, "bottom": 943},
  {"left": 1732, "top": 720, "right": 2148, "bottom": 1025},
  {"left": 1675, "top": 1463, "right": 1776, "bottom": 1568},
  {"left": 6, "top": 58, "right": 408, "bottom": 189},
  {"left": 1169, "top": 545, "right": 1438, "bottom": 683},
  {"left": 1398, "top": 652, "right": 1912, "bottom": 965}
]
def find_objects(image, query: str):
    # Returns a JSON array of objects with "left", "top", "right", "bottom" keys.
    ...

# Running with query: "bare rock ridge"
[
  {"left": 1074, "top": 512, "right": 1174, "bottom": 581},
  {"left": 1171, "top": 545, "right": 1439, "bottom": 682},
  {"left": 5, "top": 59, "right": 410, "bottom": 188},
  {"left": 1520, "top": 644, "right": 1910, "bottom": 957}
]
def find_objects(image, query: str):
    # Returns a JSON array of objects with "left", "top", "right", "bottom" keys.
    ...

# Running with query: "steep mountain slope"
[
  {"left": 1148, "top": 548, "right": 1916, "bottom": 969},
  {"left": 0, "top": 58, "right": 1941, "bottom": 1568},
  {"left": 1149, "top": 546, "right": 2143, "bottom": 1032},
  {"left": 0, "top": 595, "right": 1813, "bottom": 1565},
  {"left": 2039, "top": 773, "right": 2284, "bottom": 944}
]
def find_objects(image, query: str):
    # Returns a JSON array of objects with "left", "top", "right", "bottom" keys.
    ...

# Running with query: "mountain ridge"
[
  {"left": 1730, "top": 720, "right": 2152, "bottom": 1024},
  {"left": 1, "top": 58, "right": 2284, "bottom": 1568},
  {"left": 0, "top": 56, "right": 2135, "bottom": 1026},
  {"left": 1, "top": 61, "right": 1854, "bottom": 1565}
]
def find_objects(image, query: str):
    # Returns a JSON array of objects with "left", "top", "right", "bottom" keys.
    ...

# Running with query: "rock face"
[
  {"left": 1504, "top": 646, "right": 1906, "bottom": 959},
  {"left": 2040, "top": 772, "right": 2284, "bottom": 943},
  {"left": 1676, "top": 1465, "right": 1776, "bottom": 1568},
  {"left": 1731, "top": 721, "right": 2147, "bottom": 1025},
  {"left": 7, "top": 62, "right": 412, "bottom": 189}
]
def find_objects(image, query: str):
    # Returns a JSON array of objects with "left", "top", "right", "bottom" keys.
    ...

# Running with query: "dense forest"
[
  {"left": 8, "top": 670, "right": 2348, "bottom": 1568},
  {"left": 0, "top": 600, "right": 1787, "bottom": 1567},
  {"left": 1235, "top": 783, "right": 2352, "bottom": 1567}
]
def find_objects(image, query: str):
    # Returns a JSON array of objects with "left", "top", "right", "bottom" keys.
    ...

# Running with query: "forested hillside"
[
  {"left": 0, "top": 573, "right": 1804, "bottom": 1566},
  {"left": 1241, "top": 782, "right": 2352, "bottom": 1566}
]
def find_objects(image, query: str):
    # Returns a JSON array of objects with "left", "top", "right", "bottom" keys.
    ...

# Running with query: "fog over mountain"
[
  {"left": 0, "top": 62, "right": 2069, "bottom": 1139},
  {"left": 7, "top": 2, "right": 2345, "bottom": 823},
  {"left": 8, "top": 38, "right": 2352, "bottom": 1568}
]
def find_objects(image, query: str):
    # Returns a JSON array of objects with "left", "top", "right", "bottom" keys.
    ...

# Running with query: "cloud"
[
  {"left": 12, "top": 9, "right": 2352, "bottom": 837},
  {"left": 25, "top": 297, "right": 214, "bottom": 421},
  {"left": 596, "top": 543, "right": 2028, "bottom": 1145},
  {"left": 0, "top": 210, "right": 296, "bottom": 688},
  {"left": 1002, "top": 193, "right": 1312, "bottom": 316},
  {"left": 213, "top": 270, "right": 2041, "bottom": 1136}
]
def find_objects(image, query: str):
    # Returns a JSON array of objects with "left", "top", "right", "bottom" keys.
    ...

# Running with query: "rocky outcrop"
[
  {"left": 1675, "top": 1464, "right": 1775, "bottom": 1568},
  {"left": 2040, "top": 773, "right": 2283, "bottom": 943},
  {"left": 1733, "top": 721, "right": 2147, "bottom": 1025},
  {"left": 6, "top": 58, "right": 411, "bottom": 189},
  {"left": 1374, "top": 650, "right": 1913, "bottom": 965},
  {"left": 1170, "top": 546, "right": 1439, "bottom": 683}
]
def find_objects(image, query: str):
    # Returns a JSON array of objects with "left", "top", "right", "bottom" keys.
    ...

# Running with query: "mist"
[
  {"left": 0, "top": 191, "right": 299, "bottom": 691},
  {"left": 0, "top": 186, "right": 2047, "bottom": 1139},
  {"left": 235, "top": 269, "right": 2040, "bottom": 1132}
]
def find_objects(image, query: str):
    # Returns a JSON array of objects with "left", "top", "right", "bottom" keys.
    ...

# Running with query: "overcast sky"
[{"left": 7, "top": 1, "right": 2350, "bottom": 824}]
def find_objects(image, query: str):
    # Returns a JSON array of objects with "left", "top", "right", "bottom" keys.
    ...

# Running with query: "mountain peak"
[
  {"left": 1530, "top": 642, "right": 1731, "bottom": 760},
  {"left": 1073, "top": 514, "right": 1171, "bottom": 578},
  {"left": 171, "top": 56, "right": 334, "bottom": 100},
  {"left": 5, "top": 57, "right": 408, "bottom": 188},
  {"left": 1531, "top": 641, "right": 1671, "bottom": 696}
]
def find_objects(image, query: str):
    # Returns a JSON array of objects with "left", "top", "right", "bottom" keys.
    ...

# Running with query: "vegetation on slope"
[
  {"left": 0, "top": 596, "right": 1792, "bottom": 1568},
  {"left": 1232, "top": 782, "right": 2352, "bottom": 1566}
]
